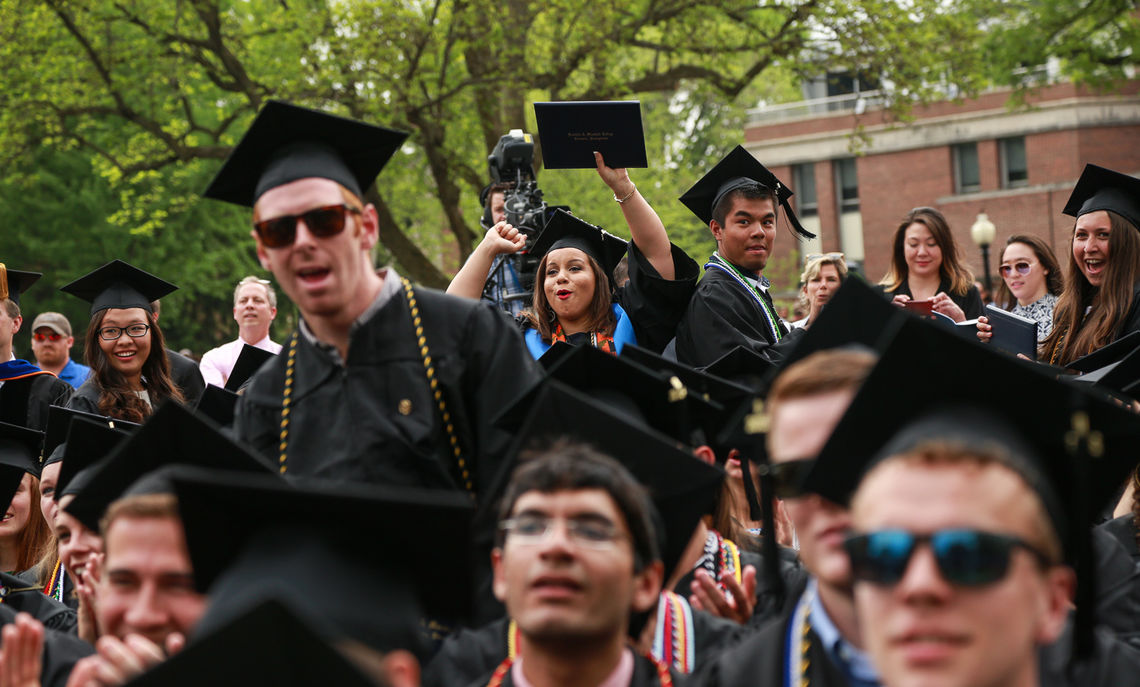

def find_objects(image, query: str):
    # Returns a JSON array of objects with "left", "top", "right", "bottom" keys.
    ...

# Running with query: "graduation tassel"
[
  {"left": 777, "top": 189, "right": 816, "bottom": 241},
  {"left": 0, "top": 263, "right": 8, "bottom": 302},
  {"left": 744, "top": 399, "right": 786, "bottom": 609},
  {"left": 1063, "top": 405, "right": 1100, "bottom": 663}
]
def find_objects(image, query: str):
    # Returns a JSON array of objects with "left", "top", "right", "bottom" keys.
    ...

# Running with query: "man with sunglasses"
[
  {"left": 202, "top": 102, "right": 538, "bottom": 502},
  {"left": 804, "top": 317, "right": 1140, "bottom": 687},
  {"left": 30, "top": 312, "right": 90, "bottom": 389},
  {"left": 698, "top": 347, "right": 881, "bottom": 687}
]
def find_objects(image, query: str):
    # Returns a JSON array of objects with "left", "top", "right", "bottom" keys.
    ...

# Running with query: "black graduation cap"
[
  {"left": 194, "top": 385, "right": 240, "bottom": 427},
  {"left": 59, "top": 260, "right": 177, "bottom": 316},
  {"left": 1062, "top": 164, "right": 1140, "bottom": 229},
  {"left": 496, "top": 342, "right": 721, "bottom": 446},
  {"left": 0, "top": 422, "right": 43, "bottom": 517},
  {"left": 40, "top": 405, "right": 126, "bottom": 469},
  {"left": 703, "top": 346, "right": 778, "bottom": 393},
  {"left": 802, "top": 316, "right": 1140, "bottom": 659},
  {"left": 529, "top": 209, "right": 628, "bottom": 283},
  {"left": 55, "top": 416, "right": 135, "bottom": 499},
  {"left": 678, "top": 145, "right": 815, "bottom": 239},
  {"left": 0, "top": 266, "right": 41, "bottom": 306},
  {"left": 1067, "top": 341, "right": 1140, "bottom": 398},
  {"left": 64, "top": 401, "right": 276, "bottom": 532},
  {"left": 202, "top": 100, "right": 409, "bottom": 207},
  {"left": 224, "top": 344, "right": 276, "bottom": 392},
  {"left": 506, "top": 380, "right": 724, "bottom": 580},
  {"left": 619, "top": 344, "right": 753, "bottom": 409},
  {"left": 172, "top": 468, "right": 474, "bottom": 659},
  {"left": 122, "top": 599, "right": 378, "bottom": 687},
  {"left": 774, "top": 276, "right": 906, "bottom": 374}
]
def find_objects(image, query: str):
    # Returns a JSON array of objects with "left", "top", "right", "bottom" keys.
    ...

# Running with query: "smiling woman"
[
  {"left": 61, "top": 261, "right": 184, "bottom": 423},
  {"left": 1041, "top": 165, "right": 1140, "bottom": 365}
]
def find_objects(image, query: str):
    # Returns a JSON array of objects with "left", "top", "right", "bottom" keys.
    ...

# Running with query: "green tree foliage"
[{"left": 0, "top": 0, "right": 1134, "bottom": 353}]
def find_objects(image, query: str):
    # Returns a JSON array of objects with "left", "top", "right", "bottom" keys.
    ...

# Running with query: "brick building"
[{"left": 744, "top": 77, "right": 1140, "bottom": 293}]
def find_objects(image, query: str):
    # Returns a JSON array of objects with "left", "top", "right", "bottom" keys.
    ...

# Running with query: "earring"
[{"left": 547, "top": 306, "right": 557, "bottom": 322}]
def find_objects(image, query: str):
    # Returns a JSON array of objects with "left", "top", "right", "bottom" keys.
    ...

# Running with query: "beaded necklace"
[
  {"left": 704, "top": 253, "right": 782, "bottom": 342},
  {"left": 275, "top": 280, "right": 474, "bottom": 497},
  {"left": 653, "top": 590, "right": 694, "bottom": 673}
]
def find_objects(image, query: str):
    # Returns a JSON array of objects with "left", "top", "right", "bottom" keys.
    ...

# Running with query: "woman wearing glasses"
[
  {"left": 61, "top": 261, "right": 184, "bottom": 422},
  {"left": 878, "top": 206, "right": 983, "bottom": 322},
  {"left": 977, "top": 235, "right": 1063, "bottom": 346},
  {"left": 790, "top": 253, "right": 847, "bottom": 329},
  {"left": 1040, "top": 164, "right": 1140, "bottom": 366}
]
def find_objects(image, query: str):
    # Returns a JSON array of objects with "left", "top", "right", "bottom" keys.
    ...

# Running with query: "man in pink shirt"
[{"left": 198, "top": 276, "right": 282, "bottom": 387}]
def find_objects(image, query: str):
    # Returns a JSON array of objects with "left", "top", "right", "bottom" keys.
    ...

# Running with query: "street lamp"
[{"left": 971, "top": 212, "right": 997, "bottom": 296}]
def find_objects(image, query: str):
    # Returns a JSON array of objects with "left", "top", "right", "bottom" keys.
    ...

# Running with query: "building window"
[
  {"left": 834, "top": 158, "right": 859, "bottom": 212},
  {"left": 793, "top": 163, "right": 818, "bottom": 217},
  {"left": 953, "top": 143, "right": 980, "bottom": 194},
  {"left": 1000, "top": 137, "right": 1028, "bottom": 188}
]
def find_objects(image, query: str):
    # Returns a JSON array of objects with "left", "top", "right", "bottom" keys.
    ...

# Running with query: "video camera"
[{"left": 486, "top": 130, "right": 549, "bottom": 235}]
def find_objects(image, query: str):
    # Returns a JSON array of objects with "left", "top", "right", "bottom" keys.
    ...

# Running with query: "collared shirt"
[
  {"left": 298, "top": 268, "right": 400, "bottom": 366},
  {"left": 483, "top": 254, "right": 531, "bottom": 317},
  {"left": 807, "top": 579, "right": 881, "bottom": 687},
  {"left": 57, "top": 358, "right": 91, "bottom": 389},
  {"left": 511, "top": 647, "right": 634, "bottom": 687},
  {"left": 198, "top": 334, "right": 283, "bottom": 387}
]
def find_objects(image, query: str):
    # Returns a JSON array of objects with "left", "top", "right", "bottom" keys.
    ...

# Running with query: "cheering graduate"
[
  {"left": 448, "top": 153, "right": 698, "bottom": 358},
  {"left": 427, "top": 380, "right": 742, "bottom": 685},
  {"left": 1042, "top": 164, "right": 1140, "bottom": 365},
  {"left": 476, "top": 445, "right": 677, "bottom": 687},
  {"left": 697, "top": 348, "right": 880, "bottom": 687},
  {"left": 60, "top": 261, "right": 187, "bottom": 423},
  {"left": 673, "top": 146, "right": 815, "bottom": 368},
  {"left": 877, "top": 206, "right": 983, "bottom": 322},
  {"left": 804, "top": 319, "right": 1140, "bottom": 687},
  {"left": 202, "top": 101, "right": 537, "bottom": 497},
  {"left": 0, "top": 266, "right": 73, "bottom": 431}
]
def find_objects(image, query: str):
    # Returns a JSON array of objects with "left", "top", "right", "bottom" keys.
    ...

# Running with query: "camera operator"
[{"left": 478, "top": 181, "right": 532, "bottom": 316}]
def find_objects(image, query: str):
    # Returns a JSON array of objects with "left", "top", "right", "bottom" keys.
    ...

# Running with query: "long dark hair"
[
  {"left": 523, "top": 251, "right": 616, "bottom": 342},
  {"left": 83, "top": 309, "right": 184, "bottom": 423},
  {"left": 879, "top": 207, "right": 973, "bottom": 296},
  {"left": 994, "top": 234, "right": 1064, "bottom": 310},
  {"left": 1041, "top": 211, "right": 1140, "bottom": 365}
]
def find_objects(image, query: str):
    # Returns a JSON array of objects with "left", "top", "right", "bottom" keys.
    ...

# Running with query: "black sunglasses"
[
  {"left": 843, "top": 529, "right": 1053, "bottom": 587},
  {"left": 253, "top": 204, "right": 362, "bottom": 248},
  {"left": 999, "top": 261, "right": 1033, "bottom": 277},
  {"left": 763, "top": 458, "right": 817, "bottom": 499}
]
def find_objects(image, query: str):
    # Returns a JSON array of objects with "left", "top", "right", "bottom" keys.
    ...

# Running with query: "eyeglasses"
[
  {"left": 33, "top": 332, "right": 64, "bottom": 342},
  {"left": 761, "top": 458, "right": 817, "bottom": 499},
  {"left": 805, "top": 252, "right": 846, "bottom": 264},
  {"left": 999, "top": 261, "right": 1034, "bottom": 277},
  {"left": 98, "top": 324, "right": 150, "bottom": 341},
  {"left": 843, "top": 529, "right": 1053, "bottom": 587},
  {"left": 253, "top": 204, "right": 362, "bottom": 249},
  {"left": 499, "top": 514, "right": 626, "bottom": 548}
]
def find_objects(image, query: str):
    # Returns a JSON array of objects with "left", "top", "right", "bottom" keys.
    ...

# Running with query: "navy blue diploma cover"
[{"left": 534, "top": 101, "right": 648, "bottom": 169}]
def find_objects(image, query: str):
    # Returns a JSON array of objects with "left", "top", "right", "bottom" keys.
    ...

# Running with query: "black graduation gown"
[
  {"left": 876, "top": 278, "right": 984, "bottom": 320},
  {"left": 1096, "top": 514, "right": 1140, "bottom": 565},
  {"left": 674, "top": 262, "right": 803, "bottom": 369},
  {"left": 0, "top": 371, "right": 72, "bottom": 432},
  {"left": 1039, "top": 621, "right": 1140, "bottom": 687},
  {"left": 518, "top": 242, "right": 699, "bottom": 356},
  {"left": 463, "top": 650, "right": 679, "bottom": 687},
  {"left": 166, "top": 348, "right": 205, "bottom": 405},
  {"left": 1113, "top": 281, "right": 1140, "bottom": 341},
  {"left": 693, "top": 577, "right": 850, "bottom": 687},
  {"left": 425, "top": 607, "right": 742, "bottom": 687},
  {"left": 234, "top": 285, "right": 539, "bottom": 494},
  {"left": 0, "top": 571, "right": 77, "bottom": 633}
]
